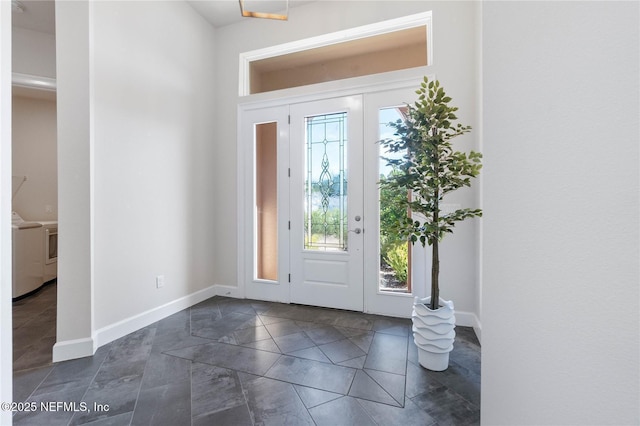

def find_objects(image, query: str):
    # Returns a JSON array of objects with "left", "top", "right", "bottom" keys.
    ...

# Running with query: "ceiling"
[
  {"left": 11, "top": 0, "right": 314, "bottom": 34},
  {"left": 11, "top": 0, "right": 55, "bottom": 34},
  {"left": 189, "top": 0, "right": 314, "bottom": 27}
]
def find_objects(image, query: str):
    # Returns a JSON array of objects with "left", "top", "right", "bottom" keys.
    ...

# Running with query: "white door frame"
[{"left": 237, "top": 71, "right": 430, "bottom": 316}]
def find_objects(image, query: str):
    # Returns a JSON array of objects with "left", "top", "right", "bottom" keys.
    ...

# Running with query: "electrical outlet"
[{"left": 156, "top": 275, "right": 165, "bottom": 288}]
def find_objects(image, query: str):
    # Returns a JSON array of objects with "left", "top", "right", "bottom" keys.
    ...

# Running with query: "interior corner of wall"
[
  {"left": 214, "top": 283, "right": 243, "bottom": 299},
  {"left": 456, "top": 309, "right": 482, "bottom": 344},
  {"left": 473, "top": 321, "right": 482, "bottom": 345}
]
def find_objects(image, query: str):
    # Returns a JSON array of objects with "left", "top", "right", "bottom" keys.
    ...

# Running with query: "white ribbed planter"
[{"left": 411, "top": 296, "right": 456, "bottom": 371}]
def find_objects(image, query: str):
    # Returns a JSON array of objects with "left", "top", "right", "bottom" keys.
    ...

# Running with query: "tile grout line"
[
  {"left": 128, "top": 326, "right": 161, "bottom": 426},
  {"left": 237, "top": 302, "right": 260, "bottom": 426},
  {"left": 235, "top": 366, "right": 256, "bottom": 425},
  {"left": 251, "top": 303, "right": 284, "bottom": 381},
  {"left": 16, "top": 364, "right": 55, "bottom": 413},
  {"left": 66, "top": 341, "right": 115, "bottom": 426},
  {"left": 189, "top": 357, "right": 196, "bottom": 426},
  {"left": 343, "top": 330, "right": 371, "bottom": 398},
  {"left": 353, "top": 396, "right": 383, "bottom": 426},
  {"left": 360, "top": 368, "right": 405, "bottom": 408}
]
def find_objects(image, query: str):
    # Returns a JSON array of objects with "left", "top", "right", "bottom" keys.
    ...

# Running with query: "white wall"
[
  {"left": 214, "top": 1, "right": 482, "bottom": 318},
  {"left": 12, "top": 94, "right": 57, "bottom": 221},
  {"left": 54, "top": 0, "right": 217, "bottom": 358},
  {"left": 12, "top": 26, "right": 56, "bottom": 78},
  {"left": 481, "top": 2, "right": 639, "bottom": 425},
  {"left": 54, "top": 0, "right": 93, "bottom": 360},
  {"left": 0, "top": 2, "right": 13, "bottom": 423},
  {"left": 12, "top": 24, "right": 57, "bottom": 225},
  {"left": 90, "top": 0, "right": 217, "bottom": 330}
]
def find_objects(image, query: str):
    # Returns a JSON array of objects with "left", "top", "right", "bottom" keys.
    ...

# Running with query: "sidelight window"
[
  {"left": 255, "top": 122, "right": 278, "bottom": 281},
  {"left": 378, "top": 107, "right": 411, "bottom": 293}
]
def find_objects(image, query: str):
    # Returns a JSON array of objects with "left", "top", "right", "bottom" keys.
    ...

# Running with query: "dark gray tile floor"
[
  {"left": 13, "top": 285, "right": 481, "bottom": 425},
  {"left": 12, "top": 281, "right": 57, "bottom": 373}
]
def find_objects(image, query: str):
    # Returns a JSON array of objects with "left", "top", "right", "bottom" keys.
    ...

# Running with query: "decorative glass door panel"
[
  {"left": 290, "top": 96, "right": 364, "bottom": 311},
  {"left": 304, "top": 112, "right": 348, "bottom": 252}
]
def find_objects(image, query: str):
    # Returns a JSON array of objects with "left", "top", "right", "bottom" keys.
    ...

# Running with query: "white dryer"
[
  {"left": 39, "top": 221, "right": 58, "bottom": 283},
  {"left": 12, "top": 211, "right": 44, "bottom": 299}
]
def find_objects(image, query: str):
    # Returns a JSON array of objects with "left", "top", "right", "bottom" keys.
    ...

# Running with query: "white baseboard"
[
  {"left": 93, "top": 284, "right": 218, "bottom": 351},
  {"left": 213, "top": 283, "right": 244, "bottom": 299},
  {"left": 53, "top": 285, "right": 232, "bottom": 362},
  {"left": 52, "top": 337, "right": 95, "bottom": 362}
]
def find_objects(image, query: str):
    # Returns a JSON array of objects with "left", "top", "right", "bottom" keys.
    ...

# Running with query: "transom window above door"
[{"left": 239, "top": 11, "right": 432, "bottom": 96}]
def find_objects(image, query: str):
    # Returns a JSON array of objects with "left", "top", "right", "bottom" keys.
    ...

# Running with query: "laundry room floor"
[
  {"left": 12, "top": 281, "right": 57, "bottom": 372},
  {"left": 13, "top": 294, "right": 481, "bottom": 425}
]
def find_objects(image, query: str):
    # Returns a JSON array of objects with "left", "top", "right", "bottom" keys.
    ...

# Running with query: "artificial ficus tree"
[{"left": 380, "top": 77, "right": 482, "bottom": 311}]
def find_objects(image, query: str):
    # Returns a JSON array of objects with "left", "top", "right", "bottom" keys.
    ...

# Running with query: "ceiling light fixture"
[{"left": 239, "top": 0, "right": 288, "bottom": 21}]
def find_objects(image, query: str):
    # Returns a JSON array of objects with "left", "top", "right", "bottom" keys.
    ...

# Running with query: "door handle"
[{"left": 349, "top": 228, "right": 362, "bottom": 234}]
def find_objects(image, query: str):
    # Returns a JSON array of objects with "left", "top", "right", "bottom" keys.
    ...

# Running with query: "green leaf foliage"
[
  {"left": 378, "top": 77, "right": 482, "bottom": 309},
  {"left": 384, "top": 242, "right": 409, "bottom": 284},
  {"left": 379, "top": 77, "right": 482, "bottom": 246},
  {"left": 379, "top": 170, "right": 409, "bottom": 259}
]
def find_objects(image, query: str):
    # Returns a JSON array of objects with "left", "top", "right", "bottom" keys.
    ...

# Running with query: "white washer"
[{"left": 12, "top": 212, "right": 44, "bottom": 299}]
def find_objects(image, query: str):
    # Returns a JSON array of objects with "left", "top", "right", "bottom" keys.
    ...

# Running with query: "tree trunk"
[
  {"left": 430, "top": 127, "right": 441, "bottom": 311},
  {"left": 431, "top": 238, "right": 439, "bottom": 310}
]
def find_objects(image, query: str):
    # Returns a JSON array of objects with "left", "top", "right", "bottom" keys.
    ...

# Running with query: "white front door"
[
  {"left": 289, "top": 96, "right": 364, "bottom": 311},
  {"left": 240, "top": 83, "right": 423, "bottom": 316}
]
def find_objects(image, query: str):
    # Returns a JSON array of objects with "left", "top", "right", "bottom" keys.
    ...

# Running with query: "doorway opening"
[{"left": 11, "top": 82, "right": 59, "bottom": 373}]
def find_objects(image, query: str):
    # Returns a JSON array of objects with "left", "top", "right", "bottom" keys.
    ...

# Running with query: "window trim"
[{"left": 238, "top": 11, "right": 433, "bottom": 97}]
